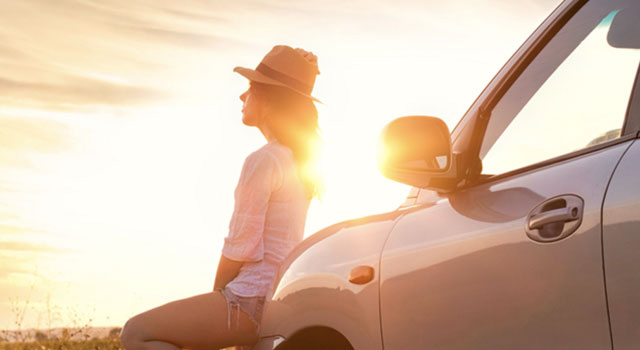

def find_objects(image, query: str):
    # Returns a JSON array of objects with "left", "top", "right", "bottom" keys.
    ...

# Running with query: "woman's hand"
[{"left": 213, "top": 255, "right": 245, "bottom": 290}]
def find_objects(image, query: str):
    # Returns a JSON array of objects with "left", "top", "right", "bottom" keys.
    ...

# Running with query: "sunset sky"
[{"left": 0, "top": 0, "right": 560, "bottom": 330}]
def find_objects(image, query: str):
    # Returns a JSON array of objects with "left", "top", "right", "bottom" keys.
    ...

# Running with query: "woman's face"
[{"left": 239, "top": 86, "right": 266, "bottom": 127}]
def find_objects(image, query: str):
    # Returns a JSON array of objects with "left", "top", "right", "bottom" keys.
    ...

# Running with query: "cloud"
[
  {"left": 0, "top": 241, "right": 66, "bottom": 288},
  {"left": 0, "top": 0, "right": 254, "bottom": 112},
  {"left": 118, "top": 25, "right": 241, "bottom": 48},
  {"left": 0, "top": 43, "right": 26, "bottom": 62},
  {"left": 0, "top": 253, "right": 42, "bottom": 280},
  {"left": 0, "top": 76, "right": 167, "bottom": 110},
  {"left": 0, "top": 225, "right": 25, "bottom": 238},
  {"left": 0, "top": 114, "right": 72, "bottom": 170},
  {"left": 0, "top": 116, "right": 71, "bottom": 154},
  {"left": 161, "top": 7, "right": 230, "bottom": 23},
  {"left": 0, "top": 241, "right": 68, "bottom": 254}
]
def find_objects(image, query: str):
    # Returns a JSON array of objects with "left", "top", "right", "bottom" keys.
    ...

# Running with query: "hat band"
[{"left": 256, "top": 63, "right": 312, "bottom": 95}]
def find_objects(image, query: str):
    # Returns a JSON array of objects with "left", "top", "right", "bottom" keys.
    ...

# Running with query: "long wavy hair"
[{"left": 251, "top": 82, "right": 322, "bottom": 198}]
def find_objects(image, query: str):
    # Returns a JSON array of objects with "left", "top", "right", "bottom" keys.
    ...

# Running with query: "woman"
[{"left": 120, "top": 45, "right": 321, "bottom": 350}]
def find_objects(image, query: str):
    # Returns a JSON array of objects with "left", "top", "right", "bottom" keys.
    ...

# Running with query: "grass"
[
  {"left": 0, "top": 336, "right": 122, "bottom": 350},
  {"left": 2, "top": 285, "right": 124, "bottom": 349},
  {"left": 1, "top": 326, "right": 124, "bottom": 350},
  {"left": 2, "top": 291, "right": 243, "bottom": 349}
]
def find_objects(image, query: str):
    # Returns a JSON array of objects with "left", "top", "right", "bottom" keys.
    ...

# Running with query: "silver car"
[{"left": 255, "top": 0, "right": 640, "bottom": 348}]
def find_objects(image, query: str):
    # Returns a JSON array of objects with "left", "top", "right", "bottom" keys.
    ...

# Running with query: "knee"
[{"left": 120, "top": 316, "right": 144, "bottom": 349}]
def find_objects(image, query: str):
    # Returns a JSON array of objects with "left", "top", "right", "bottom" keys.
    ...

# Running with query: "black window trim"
[
  {"left": 480, "top": 0, "right": 589, "bottom": 117},
  {"left": 451, "top": 0, "right": 587, "bottom": 143},
  {"left": 622, "top": 62, "right": 640, "bottom": 136}
]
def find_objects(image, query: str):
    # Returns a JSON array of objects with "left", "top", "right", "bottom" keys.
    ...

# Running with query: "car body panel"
[
  {"left": 259, "top": 210, "right": 418, "bottom": 350},
  {"left": 603, "top": 139, "right": 640, "bottom": 349},
  {"left": 379, "top": 141, "right": 632, "bottom": 349}
]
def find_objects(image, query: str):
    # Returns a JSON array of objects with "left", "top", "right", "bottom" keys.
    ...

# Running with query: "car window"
[{"left": 479, "top": 1, "right": 640, "bottom": 176}]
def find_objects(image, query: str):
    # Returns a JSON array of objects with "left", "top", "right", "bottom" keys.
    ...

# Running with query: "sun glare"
[{"left": 0, "top": 0, "right": 560, "bottom": 331}]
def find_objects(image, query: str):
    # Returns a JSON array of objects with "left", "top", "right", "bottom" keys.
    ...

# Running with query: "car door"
[
  {"left": 379, "top": 0, "right": 640, "bottom": 348},
  {"left": 603, "top": 139, "right": 640, "bottom": 350},
  {"left": 602, "top": 62, "right": 640, "bottom": 348}
]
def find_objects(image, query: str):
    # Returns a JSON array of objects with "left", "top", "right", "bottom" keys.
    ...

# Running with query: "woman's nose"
[{"left": 239, "top": 90, "right": 248, "bottom": 102}]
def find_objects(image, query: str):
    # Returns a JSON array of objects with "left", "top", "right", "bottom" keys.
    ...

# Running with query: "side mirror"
[{"left": 378, "top": 116, "right": 458, "bottom": 192}]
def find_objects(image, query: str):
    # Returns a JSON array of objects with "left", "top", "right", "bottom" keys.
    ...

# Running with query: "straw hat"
[{"left": 234, "top": 45, "right": 321, "bottom": 103}]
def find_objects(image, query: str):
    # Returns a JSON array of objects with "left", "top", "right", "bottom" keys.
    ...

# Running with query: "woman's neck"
[{"left": 258, "top": 121, "right": 274, "bottom": 142}]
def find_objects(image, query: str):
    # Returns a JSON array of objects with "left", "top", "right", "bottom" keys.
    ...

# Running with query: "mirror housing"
[
  {"left": 378, "top": 116, "right": 459, "bottom": 192},
  {"left": 607, "top": 6, "right": 640, "bottom": 49}
]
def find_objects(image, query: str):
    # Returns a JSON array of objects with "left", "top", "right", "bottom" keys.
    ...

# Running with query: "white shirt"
[{"left": 222, "top": 140, "right": 311, "bottom": 297}]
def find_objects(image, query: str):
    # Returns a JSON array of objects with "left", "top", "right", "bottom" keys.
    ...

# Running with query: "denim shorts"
[{"left": 219, "top": 287, "right": 266, "bottom": 330}]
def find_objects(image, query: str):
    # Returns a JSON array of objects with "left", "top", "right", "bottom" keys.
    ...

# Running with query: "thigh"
[{"left": 126, "top": 291, "right": 258, "bottom": 349}]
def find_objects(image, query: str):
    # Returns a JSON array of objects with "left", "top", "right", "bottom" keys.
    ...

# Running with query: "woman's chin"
[{"left": 242, "top": 114, "right": 261, "bottom": 127}]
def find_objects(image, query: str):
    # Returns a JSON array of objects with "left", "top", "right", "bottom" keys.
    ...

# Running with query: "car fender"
[{"left": 258, "top": 201, "right": 437, "bottom": 349}]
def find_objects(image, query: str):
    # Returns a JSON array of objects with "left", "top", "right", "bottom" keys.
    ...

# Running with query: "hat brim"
[{"left": 234, "top": 66, "right": 322, "bottom": 103}]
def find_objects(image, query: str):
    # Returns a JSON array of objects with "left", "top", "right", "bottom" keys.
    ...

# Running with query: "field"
[
  {"left": 1, "top": 338, "right": 122, "bottom": 350},
  {"left": 0, "top": 328, "right": 243, "bottom": 350},
  {"left": 0, "top": 327, "right": 122, "bottom": 350},
  {"left": 1, "top": 297, "right": 240, "bottom": 349}
]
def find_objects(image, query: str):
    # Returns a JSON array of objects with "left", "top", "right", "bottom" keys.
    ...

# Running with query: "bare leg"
[{"left": 120, "top": 291, "right": 258, "bottom": 350}]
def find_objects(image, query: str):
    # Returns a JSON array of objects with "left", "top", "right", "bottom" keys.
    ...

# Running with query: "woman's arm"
[
  {"left": 213, "top": 255, "right": 244, "bottom": 290},
  {"left": 216, "top": 150, "right": 278, "bottom": 291}
]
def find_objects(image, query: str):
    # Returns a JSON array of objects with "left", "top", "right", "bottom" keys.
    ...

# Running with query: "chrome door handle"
[
  {"left": 525, "top": 194, "right": 584, "bottom": 243},
  {"left": 528, "top": 206, "right": 580, "bottom": 230}
]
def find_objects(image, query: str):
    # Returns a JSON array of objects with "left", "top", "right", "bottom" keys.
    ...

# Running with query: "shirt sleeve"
[{"left": 222, "top": 149, "right": 283, "bottom": 262}]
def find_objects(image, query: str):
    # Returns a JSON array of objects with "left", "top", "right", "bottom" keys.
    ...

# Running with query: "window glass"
[{"left": 480, "top": 2, "right": 640, "bottom": 175}]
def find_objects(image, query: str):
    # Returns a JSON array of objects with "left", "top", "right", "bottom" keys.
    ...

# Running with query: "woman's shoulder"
[
  {"left": 241, "top": 141, "right": 290, "bottom": 177},
  {"left": 250, "top": 140, "right": 293, "bottom": 165},
  {"left": 237, "top": 141, "right": 293, "bottom": 191}
]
